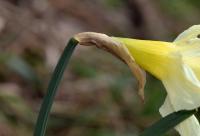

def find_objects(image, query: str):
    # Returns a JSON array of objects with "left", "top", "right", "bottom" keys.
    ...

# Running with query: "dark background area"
[{"left": 0, "top": 0, "right": 200, "bottom": 135}]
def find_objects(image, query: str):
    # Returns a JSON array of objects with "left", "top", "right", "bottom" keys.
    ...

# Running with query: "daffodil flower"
[{"left": 75, "top": 25, "right": 200, "bottom": 136}]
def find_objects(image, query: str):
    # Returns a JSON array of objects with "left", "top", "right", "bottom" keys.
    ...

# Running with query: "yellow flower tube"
[{"left": 112, "top": 38, "right": 175, "bottom": 79}]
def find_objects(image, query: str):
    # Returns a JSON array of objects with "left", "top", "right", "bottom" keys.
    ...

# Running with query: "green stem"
[{"left": 34, "top": 38, "right": 78, "bottom": 136}]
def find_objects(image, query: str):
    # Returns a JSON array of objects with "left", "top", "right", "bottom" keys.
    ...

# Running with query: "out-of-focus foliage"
[{"left": 0, "top": 0, "right": 200, "bottom": 135}]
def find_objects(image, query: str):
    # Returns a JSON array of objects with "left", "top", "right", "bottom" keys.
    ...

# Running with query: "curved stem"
[{"left": 34, "top": 38, "right": 78, "bottom": 136}]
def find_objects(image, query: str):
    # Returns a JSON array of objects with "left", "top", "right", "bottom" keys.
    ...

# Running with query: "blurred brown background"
[{"left": 0, "top": 0, "right": 200, "bottom": 135}]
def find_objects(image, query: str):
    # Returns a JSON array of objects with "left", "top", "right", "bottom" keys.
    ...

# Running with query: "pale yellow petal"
[
  {"left": 185, "top": 57, "right": 200, "bottom": 81},
  {"left": 162, "top": 61, "right": 200, "bottom": 111},
  {"left": 180, "top": 45, "right": 200, "bottom": 81},
  {"left": 160, "top": 97, "right": 200, "bottom": 136},
  {"left": 174, "top": 25, "right": 200, "bottom": 45},
  {"left": 174, "top": 25, "right": 200, "bottom": 80}
]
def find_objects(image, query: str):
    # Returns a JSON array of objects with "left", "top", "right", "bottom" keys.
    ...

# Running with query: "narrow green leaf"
[
  {"left": 33, "top": 38, "right": 78, "bottom": 136},
  {"left": 140, "top": 109, "right": 196, "bottom": 136}
]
